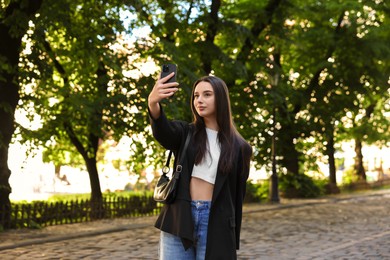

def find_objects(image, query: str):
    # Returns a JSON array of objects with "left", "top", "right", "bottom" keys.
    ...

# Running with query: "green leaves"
[
  {"left": 17, "top": 0, "right": 143, "bottom": 170},
  {"left": 9, "top": 0, "right": 389, "bottom": 187}
]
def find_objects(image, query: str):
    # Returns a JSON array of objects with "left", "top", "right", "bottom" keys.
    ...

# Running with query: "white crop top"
[{"left": 191, "top": 128, "right": 221, "bottom": 184}]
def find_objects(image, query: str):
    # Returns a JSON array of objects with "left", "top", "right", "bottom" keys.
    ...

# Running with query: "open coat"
[{"left": 150, "top": 107, "right": 252, "bottom": 260}]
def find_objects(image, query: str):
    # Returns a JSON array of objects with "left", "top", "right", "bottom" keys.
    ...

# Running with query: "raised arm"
[{"left": 148, "top": 72, "right": 179, "bottom": 120}]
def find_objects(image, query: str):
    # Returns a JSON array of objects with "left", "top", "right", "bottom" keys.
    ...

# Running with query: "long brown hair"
[{"left": 191, "top": 75, "right": 241, "bottom": 174}]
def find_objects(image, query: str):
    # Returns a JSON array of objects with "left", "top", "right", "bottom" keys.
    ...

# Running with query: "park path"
[{"left": 0, "top": 189, "right": 389, "bottom": 259}]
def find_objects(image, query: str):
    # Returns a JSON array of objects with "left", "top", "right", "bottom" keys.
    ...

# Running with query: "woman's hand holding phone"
[
  {"left": 149, "top": 71, "right": 179, "bottom": 103},
  {"left": 148, "top": 65, "right": 179, "bottom": 119}
]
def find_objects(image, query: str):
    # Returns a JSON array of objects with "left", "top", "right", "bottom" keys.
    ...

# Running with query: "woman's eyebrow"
[{"left": 194, "top": 90, "right": 213, "bottom": 94}]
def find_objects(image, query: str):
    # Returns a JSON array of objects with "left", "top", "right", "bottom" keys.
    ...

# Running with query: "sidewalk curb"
[
  {"left": 244, "top": 189, "right": 390, "bottom": 214},
  {"left": 0, "top": 222, "right": 152, "bottom": 251},
  {"left": 1, "top": 189, "right": 389, "bottom": 251}
]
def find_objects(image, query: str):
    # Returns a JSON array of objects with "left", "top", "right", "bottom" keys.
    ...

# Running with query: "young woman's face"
[{"left": 193, "top": 81, "right": 216, "bottom": 120}]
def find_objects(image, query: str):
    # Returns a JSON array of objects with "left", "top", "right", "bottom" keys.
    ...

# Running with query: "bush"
[
  {"left": 279, "top": 173, "right": 324, "bottom": 198},
  {"left": 342, "top": 167, "right": 359, "bottom": 185},
  {"left": 47, "top": 190, "right": 152, "bottom": 202},
  {"left": 245, "top": 181, "right": 269, "bottom": 203}
]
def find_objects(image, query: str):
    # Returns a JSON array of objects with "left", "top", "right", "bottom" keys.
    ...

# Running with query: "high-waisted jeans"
[{"left": 159, "top": 200, "right": 211, "bottom": 260}]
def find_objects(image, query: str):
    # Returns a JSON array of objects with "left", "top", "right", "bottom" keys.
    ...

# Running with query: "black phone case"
[{"left": 161, "top": 64, "right": 177, "bottom": 83}]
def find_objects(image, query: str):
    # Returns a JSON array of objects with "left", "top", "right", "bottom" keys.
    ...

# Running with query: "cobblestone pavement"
[{"left": 0, "top": 189, "right": 389, "bottom": 259}]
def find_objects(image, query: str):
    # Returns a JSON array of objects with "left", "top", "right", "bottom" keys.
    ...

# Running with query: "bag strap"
[
  {"left": 176, "top": 127, "right": 192, "bottom": 172},
  {"left": 164, "top": 127, "right": 192, "bottom": 174},
  {"left": 162, "top": 151, "right": 173, "bottom": 174}
]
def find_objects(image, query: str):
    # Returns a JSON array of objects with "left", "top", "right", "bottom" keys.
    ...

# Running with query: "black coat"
[{"left": 150, "top": 108, "right": 252, "bottom": 260}]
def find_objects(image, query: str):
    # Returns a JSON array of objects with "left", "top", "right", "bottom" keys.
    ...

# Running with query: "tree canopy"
[{"left": 1, "top": 0, "right": 389, "bottom": 226}]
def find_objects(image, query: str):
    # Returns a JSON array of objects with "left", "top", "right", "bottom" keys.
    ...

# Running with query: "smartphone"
[{"left": 160, "top": 64, "right": 177, "bottom": 83}]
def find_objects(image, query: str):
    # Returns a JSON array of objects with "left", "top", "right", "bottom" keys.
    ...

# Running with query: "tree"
[
  {"left": 336, "top": 1, "right": 390, "bottom": 182},
  {"left": 17, "top": 0, "right": 147, "bottom": 218},
  {"left": 131, "top": 0, "right": 390, "bottom": 196},
  {"left": 130, "top": 0, "right": 283, "bottom": 166},
  {"left": 305, "top": 0, "right": 390, "bottom": 185},
  {"left": 0, "top": 0, "right": 43, "bottom": 228}
]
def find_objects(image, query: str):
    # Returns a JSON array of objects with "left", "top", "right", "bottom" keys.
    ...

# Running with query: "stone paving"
[{"left": 0, "top": 189, "right": 389, "bottom": 259}]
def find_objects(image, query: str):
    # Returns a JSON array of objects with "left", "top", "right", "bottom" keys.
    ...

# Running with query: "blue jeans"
[{"left": 159, "top": 200, "right": 211, "bottom": 260}]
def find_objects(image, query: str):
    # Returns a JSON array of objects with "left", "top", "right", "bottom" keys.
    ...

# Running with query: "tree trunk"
[
  {"left": 279, "top": 128, "right": 300, "bottom": 175},
  {"left": 354, "top": 138, "right": 367, "bottom": 182},
  {"left": 325, "top": 130, "right": 340, "bottom": 194},
  {"left": 65, "top": 122, "right": 104, "bottom": 220},
  {"left": 201, "top": 0, "right": 220, "bottom": 74},
  {"left": 85, "top": 157, "right": 104, "bottom": 219},
  {"left": 0, "top": 0, "right": 42, "bottom": 229},
  {"left": 0, "top": 7, "right": 21, "bottom": 230},
  {"left": 0, "top": 73, "right": 16, "bottom": 228},
  {"left": 0, "top": 148, "right": 12, "bottom": 228}
]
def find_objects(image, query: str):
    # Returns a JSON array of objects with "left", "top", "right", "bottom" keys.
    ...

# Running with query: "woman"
[{"left": 148, "top": 72, "right": 252, "bottom": 260}]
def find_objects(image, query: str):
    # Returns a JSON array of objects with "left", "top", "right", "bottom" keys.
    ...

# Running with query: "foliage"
[
  {"left": 15, "top": 0, "right": 152, "bottom": 205},
  {"left": 18, "top": 0, "right": 137, "bottom": 149},
  {"left": 341, "top": 167, "right": 360, "bottom": 185},
  {"left": 46, "top": 190, "right": 153, "bottom": 202},
  {"left": 279, "top": 172, "right": 325, "bottom": 198},
  {"left": 245, "top": 180, "right": 270, "bottom": 203},
  {"left": 2, "top": 0, "right": 388, "bottom": 205},
  {"left": 131, "top": 0, "right": 389, "bottom": 182},
  {"left": 45, "top": 193, "right": 93, "bottom": 203}
]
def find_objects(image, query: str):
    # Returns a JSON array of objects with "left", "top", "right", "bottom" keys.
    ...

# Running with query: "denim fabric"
[{"left": 159, "top": 200, "right": 211, "bottom": 260}]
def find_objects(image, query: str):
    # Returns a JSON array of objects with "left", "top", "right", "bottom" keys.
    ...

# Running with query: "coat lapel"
[
  {"left": 211, "top": 168, "right": 229, "bottom": 205},
  {"left": 211, "top": 140, "right": 240, "bottom": 206}
]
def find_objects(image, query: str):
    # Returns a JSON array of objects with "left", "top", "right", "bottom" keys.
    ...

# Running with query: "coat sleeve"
[
  {"left": 148, "top": 105, "right": 187, "bottom": 151},
  {"left": 235, "top": 141, "right": 252, "bottom": 249}
]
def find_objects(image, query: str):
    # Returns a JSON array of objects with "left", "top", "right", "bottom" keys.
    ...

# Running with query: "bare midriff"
[{"left": 190, "top": 177, "right": 214, "bottom": 201}]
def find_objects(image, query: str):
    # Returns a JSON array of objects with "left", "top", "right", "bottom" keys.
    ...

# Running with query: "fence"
[{"left": 0, "top": 195, "right": 162, "bottom": 229}]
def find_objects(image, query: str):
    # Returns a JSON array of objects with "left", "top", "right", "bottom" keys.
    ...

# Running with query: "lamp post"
[
  {"left": 270, "top": 68, "right": 280, "bottom": 203},
  {"left": 270, "top": 98, "right": 280, "bottom": 203}
]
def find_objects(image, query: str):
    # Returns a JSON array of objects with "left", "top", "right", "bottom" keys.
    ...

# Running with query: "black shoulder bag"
[{"left": 153, "top": 129, "right": 192, "bottom": 204}]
